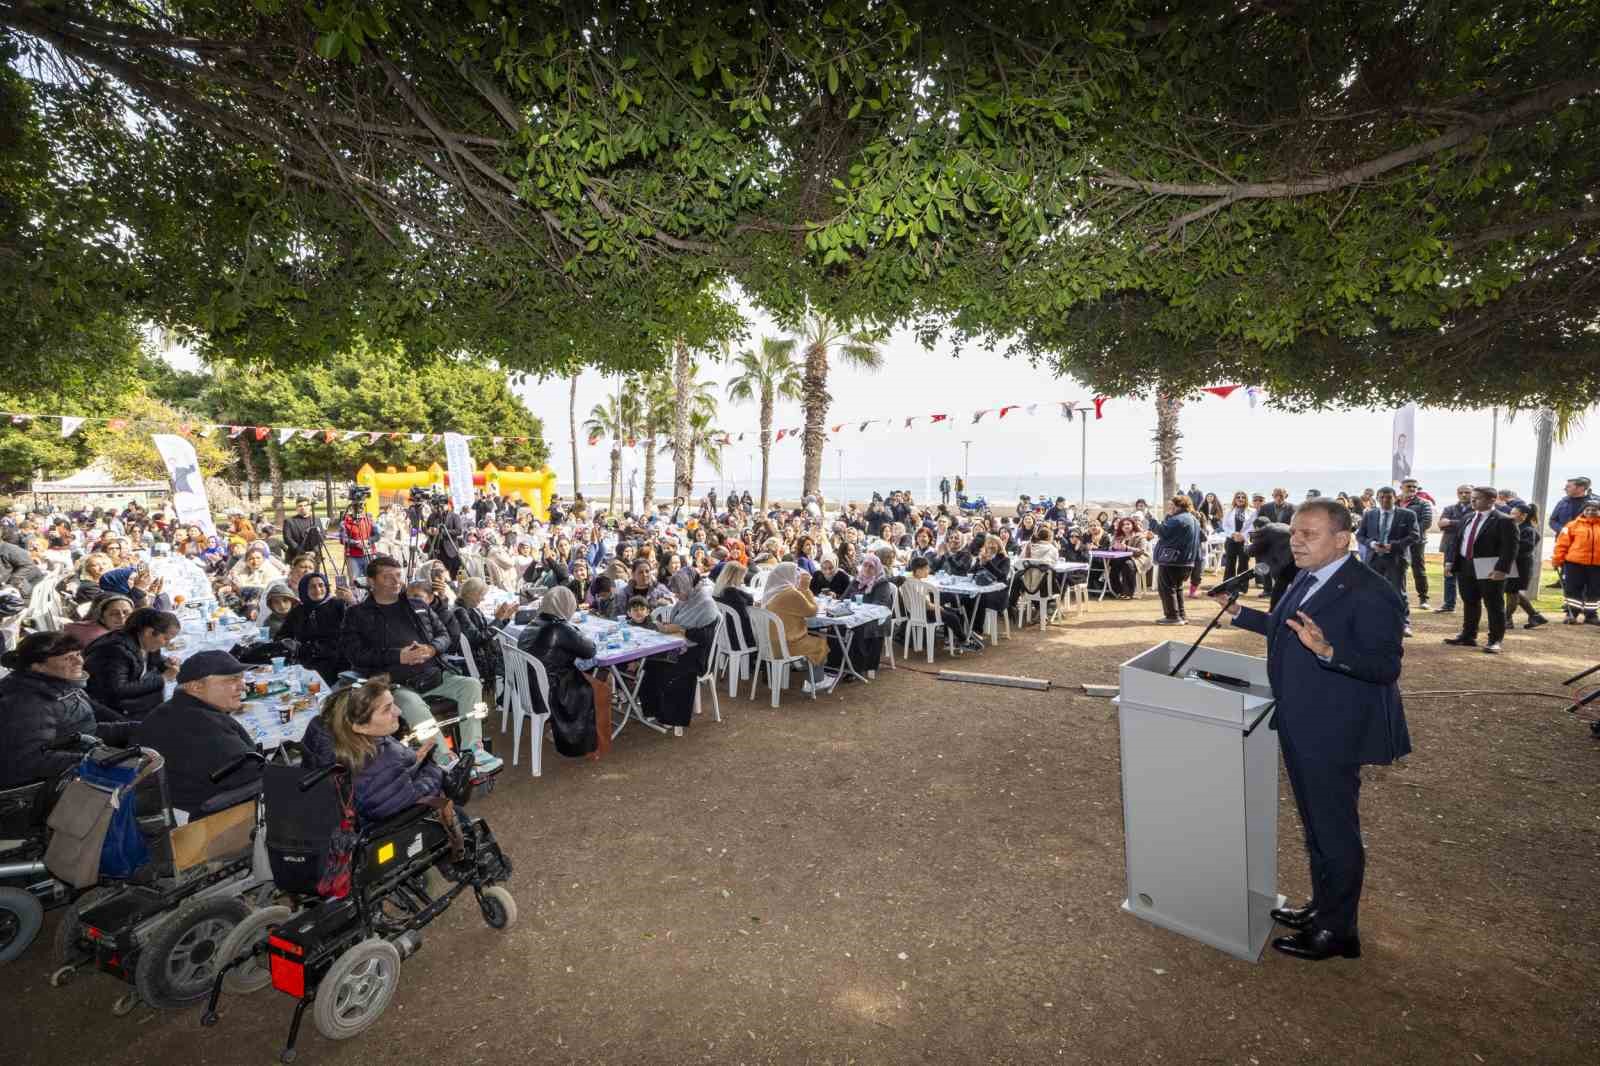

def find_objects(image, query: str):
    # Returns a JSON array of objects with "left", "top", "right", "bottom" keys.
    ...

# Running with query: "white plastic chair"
[
  {"left": 898, "top": 578, "right": 952, "bottom": 662},
  {"left": 714, "top": 601, "right": 756, "bottom": 697},
  {"left": 982, "top": 605, "right": 1011, "bottom": 644},
  {"left": 24, "top": 571, "right": 65, "bottom": 633},
  {"left": 693, "top": 612, "right": 724, "bottom": 723},
  {"left": 746, "top": 605, "right": 815, "bottom": 708},
  {"left": 1014, "top": 564, "right": 1060, "bottom": 630},
  {"left": 498, "top": 642, "right": 552, "bottom": 777}
]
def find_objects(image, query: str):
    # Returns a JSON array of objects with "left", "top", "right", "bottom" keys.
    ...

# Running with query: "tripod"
[{"left": 422, "top": 503, "right": 467, "bottom": 579}]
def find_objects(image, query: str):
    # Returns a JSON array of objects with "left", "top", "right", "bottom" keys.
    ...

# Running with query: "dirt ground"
[{"left": 5, "top": 590, "right": 1597, "bottom": 1065}]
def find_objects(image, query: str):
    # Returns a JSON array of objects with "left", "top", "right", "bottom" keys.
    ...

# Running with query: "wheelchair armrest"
[{"left": 194, "top": 780, "right": 263, "bottom": 816}]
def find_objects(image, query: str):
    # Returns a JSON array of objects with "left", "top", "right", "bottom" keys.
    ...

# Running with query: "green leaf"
[
  {"left": 827, "top": 63, "right": 839, "bottom": 95},
  {"left": 315, "top": 31, "right": 342, "bottom": 60}
]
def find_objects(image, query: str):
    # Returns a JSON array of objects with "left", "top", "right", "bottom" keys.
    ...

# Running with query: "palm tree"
[
  {"left": 794, "top": 310, "right": 884, "bottom": 501},
  {"left": 726, "top": 336, "right": 801, "bottom": 511},
  {"left": 637, "top": 372, "right": 674, "bottom": 514},
  {"left": 660, "top": 368, "right": 721, "bottom": 500},
  {"left": 1153, "top": 388, "right": 1184, "bottom": 503},
  {"left": 582, "top": 386, "right": 638, "bottom": 516}
]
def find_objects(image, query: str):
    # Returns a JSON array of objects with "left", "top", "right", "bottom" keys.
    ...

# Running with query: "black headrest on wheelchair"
[{"left": 193, "top": 779, "right": 263, "bottom": 818}]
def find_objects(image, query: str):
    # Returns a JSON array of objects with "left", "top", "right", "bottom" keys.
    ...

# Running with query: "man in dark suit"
[
  {"left": 1215, "top": 498, "right": 1411, "bottom": 961},
  {"left": 1433, "top": 484, "right": 1474, "bottom": 613},
  {"left": 1443, "top": 486, "right": 1519, "bottom": 654},
  {"left": 1355, "top": 486, "right": 1418, "bottom": 637},
  {"left": 1253, "top": 489, "right": 1295, "bottom": 598},
  {"left": 1246, "top": 517, "right": 1296, "bottom": 608}
]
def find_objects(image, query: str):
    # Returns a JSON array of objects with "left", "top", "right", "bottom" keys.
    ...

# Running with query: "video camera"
[
  {"left": 408, "top": 486, "right": 449, "bottom": 507},
  {"left": 346, "top": 483, "right": 371, "bottom": 505}
]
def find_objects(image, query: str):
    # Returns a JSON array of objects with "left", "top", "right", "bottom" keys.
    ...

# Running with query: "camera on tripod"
[
  {"left": 346, "top": 483, "right": 371, "bottom": 507},
  {"left": 409, "top": 485, "right": 449, "bottom": 507}
]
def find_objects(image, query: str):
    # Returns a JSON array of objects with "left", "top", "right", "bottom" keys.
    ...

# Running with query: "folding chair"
[
  {"left": 498, "top": 643, "right": 552, "bottom": 776},
  {"left": 746, "top": 605, "right": 815, "bottom": 708},
  {"left": 1014, "top": 564, "right": 1061, "bottom": 630},
  {"left": 714, "top": 601, "right": 756, "bottom": 697},
  {"left": 693, "top": 612, "right": 724, "bottom": 723},
  {"left": 898, "top": 579, "right": 953, "bottom": 663}
]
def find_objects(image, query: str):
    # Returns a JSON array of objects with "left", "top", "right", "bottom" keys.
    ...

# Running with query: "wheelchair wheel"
[
  {"left": 479, "top": 886, "right": 517, "bottom": 930},
  {"left": 216, "top": 905, "right": 293, "bottom": 994},
  {"left": 313, "top": 938, "right": 401, "bottom": 1042},
  {"left": 134, "top": 897, "right": 251, "bottom": 1008},
  {"left": 52, "top": 886, "right": 116, "bottom": 971},
  {"left": 0, "top": 887, "right": 44, "bottom": 963}
]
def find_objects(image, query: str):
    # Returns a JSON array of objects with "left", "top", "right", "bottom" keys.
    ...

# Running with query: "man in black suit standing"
[
  {"left": 1253, "top": 489, "right": 1295, "bottom": 598},
  {"left": 1356, "top": 486, "right": 1418, "bottom": 637},
  {"left": 1433, "top": 484, "right": 1474, "bottom": 613},
  {"left": 1443, "top": 486, "right": 1519, "bottom": 654},
  {"left": 1215, "top": 498, "right": 1411, "bottom": 961}
]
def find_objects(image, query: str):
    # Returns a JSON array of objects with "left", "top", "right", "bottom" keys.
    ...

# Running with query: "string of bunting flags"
[
  {"left": 0, "top": 411, "right": 535, "bottom": 448},
  {"left": 587, "top": 386, "right": 1257, "bottom": 448}
]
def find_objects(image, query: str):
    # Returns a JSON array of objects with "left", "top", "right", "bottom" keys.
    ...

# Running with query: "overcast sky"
[{"left": 512, "top": 297, "right": 1597, "bottom": 495}]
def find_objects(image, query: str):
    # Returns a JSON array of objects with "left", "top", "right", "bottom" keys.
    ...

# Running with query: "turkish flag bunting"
[
  {"left": 831, "top": 424, "right": 843, "bottom": 433},
  {"left": 177, "top": 422, "right": 191, "bottom": 436},
  {"left": 322, "top": 430, "right": 337, "bottom": 443},
  {"left": 930, "top": 413, "right": 947, "bottom": 424},
  {"left": 109, "top": 419, "right": 129, "bottom": 431},
  {"left": 998, "top": 405, "right": 1019, "bottom": 419},
  {"left": 1092, "top": 396, "right": 1107, "bottom": 420},
  {"left": 775, "top": 429, "right": 786, "bottom": 442},
  {"left": 859, "top": 421, "right": 872, "bottom": 432},
  {"left": 1203, "top": 385, "right": 1240, "bottom": 399},
  {"left": 253, "top": 426, "right": 269, "bottom": 440}
]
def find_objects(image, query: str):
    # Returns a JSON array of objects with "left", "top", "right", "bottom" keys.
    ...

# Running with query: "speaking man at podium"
[{"left": 1213, "top": 497, "right": 1411, "bottom": 961}]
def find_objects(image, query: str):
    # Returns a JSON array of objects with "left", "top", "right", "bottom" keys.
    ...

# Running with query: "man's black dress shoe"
[
  {"left": 1442, "top": 635, "right": 1478, "bottom": 647},
  {"left": 1270, "top": 903, "right": 1316, "bottom": 929},
  {"left": 1271, "top": 929, "right": 1361, "bottom": 961}
]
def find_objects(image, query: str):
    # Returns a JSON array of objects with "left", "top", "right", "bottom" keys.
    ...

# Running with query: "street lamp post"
[{"left": 961, "top": 440, "right": 972, "bottom": 485}]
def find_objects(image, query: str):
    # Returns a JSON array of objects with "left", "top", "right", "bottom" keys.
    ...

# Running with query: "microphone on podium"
[{"left": 1167, "top": 565, "right": 1267, "bottom": 680}]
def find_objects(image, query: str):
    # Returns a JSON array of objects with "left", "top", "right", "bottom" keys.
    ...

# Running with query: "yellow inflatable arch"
[{"left": 354, "top": 462, "right": 557, "bottom": 515}]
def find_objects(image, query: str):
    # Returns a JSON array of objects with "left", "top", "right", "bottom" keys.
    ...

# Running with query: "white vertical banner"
[
  {"left": 1390, "top": 404, "right": 1416, "bottom": 485},
  {"left": 151, "top": 433, "right": 217, "bottom": 536},
  {"left": 442, "top": 432, "right": 475, "bottom": 511}
]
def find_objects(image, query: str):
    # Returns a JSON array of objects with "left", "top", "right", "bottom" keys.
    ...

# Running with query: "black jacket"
[
  {"left": 340, "top": 593, "right": 452, "bottom": 689},
  {"left": 83, "top": 631, "right": 168, "bottom": 717},
  {"left": 715, "top": 586, "right": 756, "bottom": 649},
  {"left": 0, "top": 671, "right": 134, "bottom": 787},
  {"left": 452, "top": 603, "right": 508, "bottom": 678},
  {"left": 810, "top": 569, "right": 849, "bottom": 597},
  {"left": 131, "top": 691, "right": 260, "bottom": 814},
  {"left": 1452, "top": 509, "right": 1519, "bottom": 576},
  {"left": 0, "top": 541, "right": 43, "bottom": 596},
  {"left": 282, "top": 515, "right": 325, "bottom": 556},
  {"left": 1248, "top": 522, "right": 1295, "bottom": 577},
  {"left": 284, "top": 596, "right": 349, "bottom": 681},
  {"left": 1356, "top": 506, "right": 1420, "bottom": 552},
  {"left": 1259, "top": 501, "right": 1295, "bottom": 525},
  {"left": 1437, "top": 501, "right": 1472, "bottom": 562},
  {"left": 516, "top": 613, "right": 599, "bottom": 758}
]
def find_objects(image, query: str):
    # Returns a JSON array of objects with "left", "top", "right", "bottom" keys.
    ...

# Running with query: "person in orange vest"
[{"left": 1551, "top": 497, "right": 1600, "bottom": 624}]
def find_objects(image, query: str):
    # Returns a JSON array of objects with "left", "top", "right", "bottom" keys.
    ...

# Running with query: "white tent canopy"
[{"left": 30, "top": 460, "right": 167, "bottom": 496}]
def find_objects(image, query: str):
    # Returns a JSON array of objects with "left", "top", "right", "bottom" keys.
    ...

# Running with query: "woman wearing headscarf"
[
  {"left": 809, "top": 556, "right": 850, "bottom": 598},
  {"left": 829, "top": 553, "right": 893, "bottom": 677},
  {"left": 517, "top": 585, "right": 608, "bottom": 759},
  {"left": 761, "top": 561, "right": 829, "bottom": 689},
  {"left": 230, "top": 541, "right": 286, "bottom": 591},
  {"left": 64, "top": 593, "right": 135, "bottom": 648},
  {"left": 638, "top": 569, "right": 721, "bottom": 735},
  {"left": 283, "top": 572, "right": 350, "bottom": 684}
]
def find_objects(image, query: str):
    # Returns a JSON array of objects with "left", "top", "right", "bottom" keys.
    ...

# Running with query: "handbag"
[
  {"left": 45, "top": 748, "right": 164, "bottom": 887},
  {"left": 1153, "top": 544, "right": 1185, "bottom": 566},
  {"left": 315, "top": 774, "right": 358, "bottom": 899}
]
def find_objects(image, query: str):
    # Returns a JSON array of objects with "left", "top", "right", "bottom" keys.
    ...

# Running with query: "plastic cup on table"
[{"left": 270, "top": 656, "right": 286, "bottom": 672}]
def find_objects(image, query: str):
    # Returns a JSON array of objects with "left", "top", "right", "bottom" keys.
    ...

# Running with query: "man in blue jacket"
[{"left": 1215, "top": 498, "right": 1411, "bottom": 961}]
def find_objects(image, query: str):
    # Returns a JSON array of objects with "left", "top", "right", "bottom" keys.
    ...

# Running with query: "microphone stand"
[{"left": 1167, "top": 569, "right": 1256, "bottom": 679}]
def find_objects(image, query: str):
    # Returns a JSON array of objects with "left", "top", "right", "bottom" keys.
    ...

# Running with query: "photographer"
[
  {"left": 282, "top": 497, "right": 325, "bottom": 558},
  {"left": 339, "top": 554, "right": 501, "bottom": 773},
  {"left": 341, "top": 495, "right": 376, "bottom": 584}
]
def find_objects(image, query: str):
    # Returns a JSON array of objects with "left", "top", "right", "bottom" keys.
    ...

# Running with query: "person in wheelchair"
[
  {"left": 339, "top": 555, "right": 501, "bottom": 774},
  {"left": 0, "top": 631, "right": 137, "bottom": 789},
  {"left": 322, "top": 675, "right": 463, "bottom": 859},
  {"left": 131, "top": 651, "right": 262, "bottom": 821}
]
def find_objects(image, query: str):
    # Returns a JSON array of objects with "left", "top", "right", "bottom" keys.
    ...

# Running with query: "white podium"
[{"left": 1116, "top": 641, "right": 1284, "bottom": 962}]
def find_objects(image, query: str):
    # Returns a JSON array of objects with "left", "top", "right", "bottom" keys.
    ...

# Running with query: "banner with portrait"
[{"left": 1390, "top": 405, "right": 1416, "bottom": 485}]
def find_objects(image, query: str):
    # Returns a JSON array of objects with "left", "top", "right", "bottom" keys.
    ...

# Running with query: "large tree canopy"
[{"left": 3, "top": 1, "right": 1597, "bottom": 407}]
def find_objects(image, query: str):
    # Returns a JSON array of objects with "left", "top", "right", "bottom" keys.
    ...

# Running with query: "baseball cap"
[{"left": 176, "top": 650, "right": 249, "bottom": 685}]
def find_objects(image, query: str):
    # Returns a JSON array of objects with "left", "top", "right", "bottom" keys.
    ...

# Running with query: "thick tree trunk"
[
  {"left": 323, "top": 471, "right": 334, "bottom": 521},
  {"left": 671, "top": 338, "right": 693, "bottom": 499},
  {"left": 1153, "top": 389, "right": 1183, "bottom": 504},
  {"left": 642, "top": 433, "right": 657, "bottom": 513},
  {"left": 266, "top": 437, "right": 286, "bottom": 525},
  {"left": 607, "top": 446, "right": 620, "bottom": 516},
  {"left": 235, "top": 437, "right": 258, "bottom": 503},
  {"left": 800, "top": 341, "right": 829, "bottom": 499},
  {"left": 568, "top": 374, "right": 580, "bottom": 497},
  {"left": 758, "top": 388, "right": 773, "bottom": 511}
]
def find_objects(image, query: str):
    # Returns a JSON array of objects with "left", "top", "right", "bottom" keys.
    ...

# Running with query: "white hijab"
[{"left": 761, "top": 561, "right": 801, "bottom": 606}]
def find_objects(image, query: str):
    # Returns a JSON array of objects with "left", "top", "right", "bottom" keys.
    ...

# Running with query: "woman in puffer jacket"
[
  {"left": 83, "top": 608, "right": 180, "bottom": 718},
  {"left": 0, "top": 632, "right": 137, "bottom": 788},
  {"left": 323, "top": 674, "right": 446, "bottom": 823}
]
